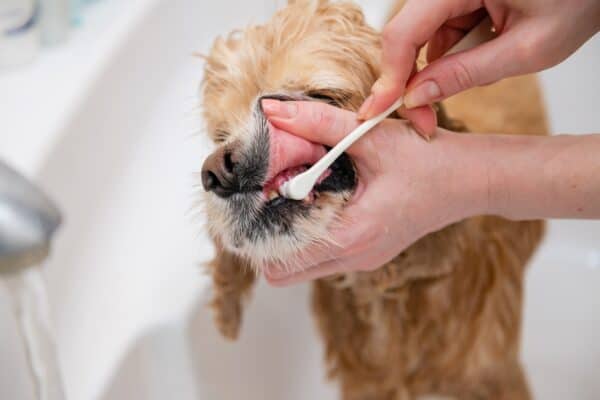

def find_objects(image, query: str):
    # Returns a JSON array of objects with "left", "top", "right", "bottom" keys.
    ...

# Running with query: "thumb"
[
  {"left": 261, "top": 99, "right": 370, "bottom": 157},
  {"left": 404, "top": 30, "right": 524, "bottom": 108}
]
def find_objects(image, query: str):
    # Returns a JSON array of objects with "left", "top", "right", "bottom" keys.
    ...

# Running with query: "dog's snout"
[{"left": 202, "top": 147, "right": 237, "bottom": 198}]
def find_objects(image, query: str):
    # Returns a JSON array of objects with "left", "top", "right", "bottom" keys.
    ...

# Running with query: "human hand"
[
  {"left": 359, "top": 0, "right": 600, "bottom": 122},
  {"left": 260, "top": 99, "right": 489, "bottom": 285}
]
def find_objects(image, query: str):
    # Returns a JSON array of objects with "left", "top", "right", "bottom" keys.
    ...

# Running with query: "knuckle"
[
  {"left": 264, "top": 272, "right": 289, "bottom": 287},
  {"left": 264, "top": 272, "right": 278, "bottom": 285},
  {"left": 308, "top": 103, "right": 323, "bottom": 127},
  {"left": 357, "top": 223, "right": 381, "bottom": 248},
  {"left": 382, "top": 25, "right": 399, "bottom": 46},
  {"left": 311, "top": 104, "right": 335, "bottom": 132},
  {"left": 360, "top": 121, "right": 396, "bottom": 168},
  {"left": 372, "top": 120, "right": 396, "bottom": 145},
  {"left": 514, "top": 34, "right": 547, "bottom": 72},
  {"left": 266, "top": 278, "right": 287, "bottom": 288},
  {"left": 358, "top": 134, "right": 380, "bottom": 163},
  {"left": 363, "top": 262, "right": 381, "bottom": 272},
  {"left": 448, "top": 58, "right": 476, "bottom": 91},
  {"left": 514, "top": 38, "right": 535, "bottom": 67}
]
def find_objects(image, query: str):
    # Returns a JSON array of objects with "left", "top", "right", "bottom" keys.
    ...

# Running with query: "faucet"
[
  {"left": 0, "top": 159, "right": 66, "bottom": 400},
  {"left": 0, "top": 159, "right": 61, "bottom": 274}
]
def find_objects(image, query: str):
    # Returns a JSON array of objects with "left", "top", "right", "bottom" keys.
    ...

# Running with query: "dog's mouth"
[
  {"left": 261, "top": 122, "right": 330, "bottom": 204},
  {"left": 260, "top": 120, "right": 354, "bottom": 206}
]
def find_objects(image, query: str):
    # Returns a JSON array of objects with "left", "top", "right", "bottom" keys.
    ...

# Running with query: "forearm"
[{"left": 448, "top": 130, "right": 600, "bottom": 220}]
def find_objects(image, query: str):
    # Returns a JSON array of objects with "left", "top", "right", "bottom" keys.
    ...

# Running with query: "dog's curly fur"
[{"left": 200, "top": 1, "right": 548, "bottom": 398}]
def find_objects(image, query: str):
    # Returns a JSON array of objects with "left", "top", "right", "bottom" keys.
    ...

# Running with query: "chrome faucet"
[
  {"left": 1, "top": 160, "right": 66, "bottom": 400},
  {"left": 0, "top": 160, "right": 61, "bottom": 274}
]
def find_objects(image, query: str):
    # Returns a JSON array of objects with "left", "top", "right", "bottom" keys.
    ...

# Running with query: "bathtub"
[{"left": 0, "top": 0, "right": 599, "bottom": 399}]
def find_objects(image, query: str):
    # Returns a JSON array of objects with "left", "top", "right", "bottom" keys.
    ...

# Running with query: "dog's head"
[{"left": 200, "top": 0, "right": 380, "bottom": 268}]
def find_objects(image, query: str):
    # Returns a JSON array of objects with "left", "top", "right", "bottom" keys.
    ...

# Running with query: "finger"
[
  {"left": 263, "top": 243, "right": 339, "bottom": 279},
  {"left": 359, "top": 0, "right": 482, "bottom": 119},
  {"left": 404, "top": 28, "right": 524, "bottom": 109},
  {"left": 398, "top": 105, "right": 437, "bottom": 140},
  {"left": 427, "top": 26, "right": 467, "bottom": 62},
  {"left": 264, "top": 205, "right": 380, "bottom": 285},
  {"left": 266, "top": 238, "right": 401, "bottom": 286},
  {"left": 262, "top": 99, "right": 376, "bottom": 157},
  {"left": 265, "top": 258, "right": 351, "bottom": 286}
]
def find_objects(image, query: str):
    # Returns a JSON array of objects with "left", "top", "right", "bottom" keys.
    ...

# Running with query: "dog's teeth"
[
  {"left": 303, "top": 192, "right": 315, "bottom": 203},
  {"left": 268, "top": 190, "right": 280, "bottom": 201}
]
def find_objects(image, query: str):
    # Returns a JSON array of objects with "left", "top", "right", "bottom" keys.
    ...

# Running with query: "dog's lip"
[{"left": 266, "top": 122, "right": 327, "bottom": 184}]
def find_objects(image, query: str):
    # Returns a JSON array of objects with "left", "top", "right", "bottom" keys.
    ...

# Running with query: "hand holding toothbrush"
[{"left": 360, "top": 0, "right": 600, "bottom": 133}]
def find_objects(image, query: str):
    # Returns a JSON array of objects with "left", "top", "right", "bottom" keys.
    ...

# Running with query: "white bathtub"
[{"left": 1, "top": 0, "right": 599, "bottom": 399}]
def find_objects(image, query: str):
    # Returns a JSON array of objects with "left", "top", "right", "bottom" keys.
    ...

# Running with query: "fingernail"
[
  {"left": 357, "top": 94, "right": 374, "bottom": 119},
  {"left": 265, "top": 269, "right": 292, "bottom": 284},
  {"left": 262, "top": 99, "right": 298, "bottom": 119},
  {"left": 261, "top": 99, "right": 280, "bottom": 115},
  {"left": 404, "top": 80, "right": 441, "bottom": 109}
]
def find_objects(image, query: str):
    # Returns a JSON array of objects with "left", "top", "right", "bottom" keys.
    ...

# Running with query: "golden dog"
[{"left": 199, "top": 1, "right": 547, "bottom": 398}]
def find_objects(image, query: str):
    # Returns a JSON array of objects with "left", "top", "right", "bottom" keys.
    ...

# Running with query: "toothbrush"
[{"left": 279, "top": 17, "right": 496, "bottom": 201}]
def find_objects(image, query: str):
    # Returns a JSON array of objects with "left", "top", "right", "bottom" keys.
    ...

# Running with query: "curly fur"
[{"left": 200, "top": 1, "right": 548, "bottom": 398}]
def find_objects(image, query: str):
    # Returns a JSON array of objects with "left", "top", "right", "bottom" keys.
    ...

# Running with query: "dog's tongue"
[{"left": 266, "top": 122, "right": 326, "bottom": 183}]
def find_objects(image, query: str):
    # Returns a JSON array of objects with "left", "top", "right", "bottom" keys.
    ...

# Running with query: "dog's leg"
[{"left": 207, "top": 241, "right": 255, "bottom": 340}]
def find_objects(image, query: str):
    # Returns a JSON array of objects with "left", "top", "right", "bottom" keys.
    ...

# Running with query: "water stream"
[{"left": 4, "top": 268, "right": 65, "bottom": 400}]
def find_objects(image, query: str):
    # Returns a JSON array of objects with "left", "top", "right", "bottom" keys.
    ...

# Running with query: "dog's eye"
[
  {"left": 214, "top": 129, "right": 228, "bottom": 143},
  {"left": 306, "top": 89, "right": 351, "bottom": 106},
  {"left": 307, "top": 91, "right": 336, "bottom": 103}
]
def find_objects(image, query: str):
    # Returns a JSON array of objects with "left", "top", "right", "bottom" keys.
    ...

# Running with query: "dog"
[{"left": 199, "top": 1, "right": 547, "bottom": 398}]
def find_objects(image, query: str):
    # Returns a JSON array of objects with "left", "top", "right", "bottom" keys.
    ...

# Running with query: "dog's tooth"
[{"left": 268, "top": 190, "right": 280, "bottom": 201}]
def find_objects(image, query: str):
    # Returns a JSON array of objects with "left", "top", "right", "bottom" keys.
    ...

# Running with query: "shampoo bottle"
[{"left": 0, "top": 0, "right": 41, "bottom": 69}]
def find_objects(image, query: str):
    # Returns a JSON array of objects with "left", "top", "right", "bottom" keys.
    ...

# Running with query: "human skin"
[
  {"left": 359, "top": 0, "right": 600, "bottom": 132},
  {"left": 261, "top": 98, "right": 600, "bottom": 285}
]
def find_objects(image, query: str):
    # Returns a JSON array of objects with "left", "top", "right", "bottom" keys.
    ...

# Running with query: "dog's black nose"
[{"left": 201, "top": 147, "right": 238, "bottom": 198}]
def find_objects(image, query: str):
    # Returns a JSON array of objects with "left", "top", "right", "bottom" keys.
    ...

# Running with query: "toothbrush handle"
[{"left": 305, "top": 98, "right": 404, "bottom": 182}]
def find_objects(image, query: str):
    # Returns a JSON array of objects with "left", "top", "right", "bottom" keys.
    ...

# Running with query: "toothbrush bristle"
[{"left": 279, "top": 181, "right": 291, "bottom": 198}]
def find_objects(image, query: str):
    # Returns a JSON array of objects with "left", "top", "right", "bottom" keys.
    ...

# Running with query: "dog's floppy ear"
[{"left": 208, "top": 239, "right": 256, "bottom": 340}]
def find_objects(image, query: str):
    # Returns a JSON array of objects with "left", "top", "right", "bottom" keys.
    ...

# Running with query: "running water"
[{"left": 4, "top": 267, "right": 65, "bottom": 400}]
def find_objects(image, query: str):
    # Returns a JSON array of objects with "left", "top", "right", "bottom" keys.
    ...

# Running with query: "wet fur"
[{"left": 200, "top": 1, "right": 547, "bottom": 398}]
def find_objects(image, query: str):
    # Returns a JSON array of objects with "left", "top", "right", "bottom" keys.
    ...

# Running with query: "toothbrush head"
[{"left": 279, "top": 176, "right": 310, "bottom": 201}]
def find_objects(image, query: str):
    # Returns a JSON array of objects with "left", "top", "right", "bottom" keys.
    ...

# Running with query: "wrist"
[
  {"left": 432, "top": 129, "right": 493, "bottom": 221},
  {"left": 459, "top": 132, "right": 552, "bottom": 220}
]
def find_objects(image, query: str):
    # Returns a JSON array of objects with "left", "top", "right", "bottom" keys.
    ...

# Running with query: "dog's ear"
[{"left": 207, "top": 239, "right": 256, "bottom": 340}]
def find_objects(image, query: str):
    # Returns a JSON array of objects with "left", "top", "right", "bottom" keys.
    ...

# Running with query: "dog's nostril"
[
  {"left": 201, "top": 147, "right": 239, "bottom": 198},
  {"left": 223, "top": 152, "right": 235, "bottom": 173},
  {"left": 202, "top": 170, "right": 220, "bottom": 191}
]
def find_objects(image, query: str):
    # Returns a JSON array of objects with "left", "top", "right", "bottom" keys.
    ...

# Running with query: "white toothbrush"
[{"left": 279, "top": 17, "right": 495, "bottom": 201}]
